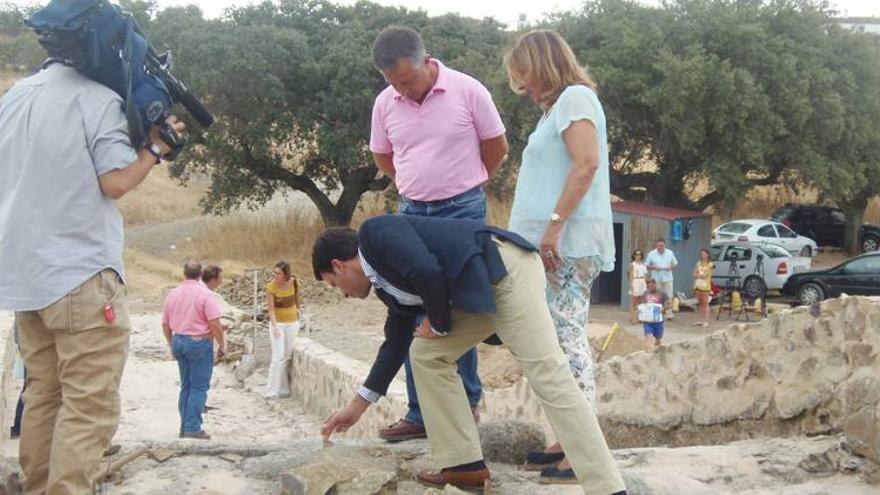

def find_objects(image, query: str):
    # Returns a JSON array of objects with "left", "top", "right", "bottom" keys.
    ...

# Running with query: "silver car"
[
  {"left": 712, "top": 219, "right": 819, "bottom": 257},
  {"left": 710, "top": 241, "right": 812, "bottom": 299}
]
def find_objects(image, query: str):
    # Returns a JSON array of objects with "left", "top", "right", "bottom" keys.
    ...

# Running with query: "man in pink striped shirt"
[
  {"left": 367, "top": 26, "right": 508, "bottom": 445},
  {"left": 162, "top": 260, "right": 225, "bottom": 440}
]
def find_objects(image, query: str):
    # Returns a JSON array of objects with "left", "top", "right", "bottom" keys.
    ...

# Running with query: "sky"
[
  {"left": 8, "top": 0, "right": 880, "bottom": 28},
  {"left": 157, "top": 0, "right": 880, "bottom": 27}
]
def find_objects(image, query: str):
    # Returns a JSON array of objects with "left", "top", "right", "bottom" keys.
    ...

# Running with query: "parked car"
[
  {"left": 712, "top": 219, "right": 818, "bottom": 257},
  {"left": 781, "top": 252, "right": 880, "bottom": 305},
  {"left": 710, "top": 241, "right": 812, "bottom": 299},
  {"left": 769, "top": 203, "right": 880, "bottom": 252}
]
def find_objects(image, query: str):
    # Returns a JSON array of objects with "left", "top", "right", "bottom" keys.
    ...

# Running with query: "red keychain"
[{"left": 104, "top": 304, "right": 116, "bottom": 324}]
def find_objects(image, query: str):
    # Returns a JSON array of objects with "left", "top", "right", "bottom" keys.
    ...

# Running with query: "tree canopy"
[{"left": 2, "top": 0, "right": 879, "bottom": 252}]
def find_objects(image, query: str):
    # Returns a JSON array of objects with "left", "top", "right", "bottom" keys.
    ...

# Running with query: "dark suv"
[{"left": 770, "top": 204, "right": 880, "bottom": 252}]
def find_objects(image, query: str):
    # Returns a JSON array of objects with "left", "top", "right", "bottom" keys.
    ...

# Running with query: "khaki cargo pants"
[
  {"left": 16, "top": 269, "right": 130, "bottom": 495},
  {"left": 410, "top": 240, "right": 626, "bottom": 494}
]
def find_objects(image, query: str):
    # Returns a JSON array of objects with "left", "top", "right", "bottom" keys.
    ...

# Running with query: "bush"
[{"left": 0, "top": 33, "right": 44, "bottom": 72}]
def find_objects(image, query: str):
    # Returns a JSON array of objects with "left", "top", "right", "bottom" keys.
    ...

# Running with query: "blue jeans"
[
  {"left": 399, "top": 186, "right": 485, "bottom": 426},
  {"left": 171, "top": 335, "right": 214, "bottom": 433}
]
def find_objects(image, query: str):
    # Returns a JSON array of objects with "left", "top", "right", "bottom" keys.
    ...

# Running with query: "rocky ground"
[{"left": 3, "top": 267, "right": 879, "bottom": 494}]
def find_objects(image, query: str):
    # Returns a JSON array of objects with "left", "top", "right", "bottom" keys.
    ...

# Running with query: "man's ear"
[{"left": 330, "top": 259, "right": 345, "bottom": 273}]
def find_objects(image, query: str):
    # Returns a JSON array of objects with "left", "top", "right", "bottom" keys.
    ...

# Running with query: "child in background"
[{"left": 640, "top": 278, "right": 670, "bottom": 347}]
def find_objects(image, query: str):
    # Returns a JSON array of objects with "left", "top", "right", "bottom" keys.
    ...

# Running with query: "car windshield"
[
  {"left": 718, "top": 222, "right": 752, "bottom": 233},
  {"left": 759, "top": 244, "right": 789, "bottom": 258},
  {"left": 769, "top": 207, "right": 794, "bottom": 222}
]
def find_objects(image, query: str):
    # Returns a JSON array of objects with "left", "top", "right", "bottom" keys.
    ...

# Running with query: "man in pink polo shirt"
[
  {"left": 162, "top": 261, "right": 225, "bottom": 440},
  {"left": 366, "top": 25, "right": 508, "bottom": 444}
]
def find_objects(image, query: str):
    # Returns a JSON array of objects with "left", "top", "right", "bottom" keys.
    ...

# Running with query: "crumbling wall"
[
  {"left": 483, "top": 297, "right": 880, "bottom": 464},
  {"left": 596, "top": 296, "right": 880, "bottom": 462},
  {"left": 288, "top": 338, "right": 408, "bottom": 438}
]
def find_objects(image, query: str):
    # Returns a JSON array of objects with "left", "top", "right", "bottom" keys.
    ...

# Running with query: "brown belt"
[{"left": 174, "top": 333, "right": 212, "bottom": 341}]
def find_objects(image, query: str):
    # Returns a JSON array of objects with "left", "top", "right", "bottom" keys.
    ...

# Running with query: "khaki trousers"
[
  {"left": 16, "top": 270, "right": 130, "bottom": 495},
  {"left": 410, "top": 241, "right": 626, "bottom": 494}
]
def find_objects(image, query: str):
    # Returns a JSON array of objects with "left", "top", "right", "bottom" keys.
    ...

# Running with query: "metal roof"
[{"left": 611, "top": 200, "right": 711, "bottom": 221}]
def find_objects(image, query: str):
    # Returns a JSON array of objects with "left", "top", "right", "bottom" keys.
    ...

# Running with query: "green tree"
[
  {"left": 0, "top": 3, "right": 43, "bottom": 71},
  {"left": 795, "top": 24, "right": 880, "bottom": 254},
  {"left": 554, "top": 0, "right": 849, "bottom": 213},
  {"left": 152, "top": 0, "right": 516, "bottom": 226}
]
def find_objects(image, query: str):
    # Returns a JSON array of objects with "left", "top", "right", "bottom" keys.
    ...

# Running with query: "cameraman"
[{"left": 0, "top": 53, "right": 184, "bottom": 495}]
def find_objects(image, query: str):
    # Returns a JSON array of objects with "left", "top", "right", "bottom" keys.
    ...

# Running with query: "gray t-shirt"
[{"left": 0, "top": 64, "right": 136, "bottom": 311}]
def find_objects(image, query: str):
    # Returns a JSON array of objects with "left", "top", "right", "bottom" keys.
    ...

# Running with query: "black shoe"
[
  {"left": 523, "top": 451, "right": 565, "bottom": 471},
  {"left": 538, "top": 464, "right": 578, "bottom": 484},
  {"left": 180, "top": 430, "right": 211, "bottom": 440},
  {"left": 9, "top": 427, "right": 19, "bottom": 439}
]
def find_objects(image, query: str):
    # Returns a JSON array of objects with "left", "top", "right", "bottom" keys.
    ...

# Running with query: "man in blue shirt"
[
  {"left": 0, "top": 30, "right": 184, "bottom": 495},
  {"left": 645, "top": 239, "right": 678, "bottom": 319}
]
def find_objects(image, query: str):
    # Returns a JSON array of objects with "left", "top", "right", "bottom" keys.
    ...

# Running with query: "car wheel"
[
  {"left": 742, "top": 275, "right": 767, "bottom": 300},
  {"left": 799, "top": 245, "right": 813, "bottom": 257},
  {"left": 862, "top": 234, "right": 880, "bottom": 253},
  {"left": 798, "top": 283, "right": 825, "bottom": 306}
]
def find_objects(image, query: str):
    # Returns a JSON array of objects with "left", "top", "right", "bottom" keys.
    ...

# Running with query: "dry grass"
[
  {"left": 1, "top": 69, "right": 22, "bottom": 95},
  {"left": 486, "top": 193, "right": 511, "bottom": 229},
  {"left": 117, "top": 169, "right": 206, "bottom": 226},
  {"left": 707, "top": 185, "right": 880, "bottom": 226},
  {"left": 123, "top": 247, "right": 185, "bottom": 298},
  {"left": 180, "top": 192, "right": 391, "bottom": 274},
  {"left": 180, "top": 190, "right": 513, "bottom": 276},
  {"left": 123, "top": 182, "right": 878, "bottom": 297}
]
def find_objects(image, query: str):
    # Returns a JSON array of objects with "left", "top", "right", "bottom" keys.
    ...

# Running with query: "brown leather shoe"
[
  {"left": 417, "top": 468, "right": 491, "bottom": 492},
  {"left": 378, "top": 419, "right": 426, "bottom": 442}
]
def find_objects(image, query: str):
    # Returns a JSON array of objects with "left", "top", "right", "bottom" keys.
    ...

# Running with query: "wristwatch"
[
  {"left": 550, "top": 212, "right": 563, "bottom": 223},
  {"left": 144, "top": 142, "right": 163, "bottom": 163}
]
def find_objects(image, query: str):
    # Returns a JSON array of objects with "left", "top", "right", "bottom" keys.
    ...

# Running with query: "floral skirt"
[{"left": 545, "top": 256, "right": 602, "bottom": 409}]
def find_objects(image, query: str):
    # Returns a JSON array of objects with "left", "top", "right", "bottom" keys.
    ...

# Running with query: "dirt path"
[
  {"left": 1, "top": 308, "right": 323, "bottom": 495},
  {"left": 126, "top": 216, "right": 205, "bottom": 259},
  {"left": 113, "top": 311, "right": 320, "bottom": 444}
]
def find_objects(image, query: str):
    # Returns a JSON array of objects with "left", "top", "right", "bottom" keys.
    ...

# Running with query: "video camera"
[{"left": 26, "top": 0, "right": 213, "bottom": 160}]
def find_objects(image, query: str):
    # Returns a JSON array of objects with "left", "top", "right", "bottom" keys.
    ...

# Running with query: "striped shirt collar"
[{"left": 358, "top": 250, "right": 423, "bottom": 307}]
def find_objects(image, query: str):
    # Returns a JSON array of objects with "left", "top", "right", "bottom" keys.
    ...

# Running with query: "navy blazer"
[{"left": 358, "top": 214, "right": 536, "bottom": 395}]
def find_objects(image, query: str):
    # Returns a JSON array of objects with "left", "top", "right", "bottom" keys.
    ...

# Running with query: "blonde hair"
[{"left": 504, "top": 30, "right": 596, "bottom": 109}]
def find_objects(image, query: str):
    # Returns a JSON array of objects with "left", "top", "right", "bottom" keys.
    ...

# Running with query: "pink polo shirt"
[
  {"left": 162, "top": 280, "right": 222, "bottom": 336},
  {"left": 370, "top": 60, "right": 506, "bottom": 201}
]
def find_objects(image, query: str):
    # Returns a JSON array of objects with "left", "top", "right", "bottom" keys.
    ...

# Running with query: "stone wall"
[
  {"left": 288, "top": 337, "right": 408, "bottom": 439},
  {"left": 484, "top": 296, "right": 880, "bottom": 464},
  {"left": 279, "top": 296, "right": 880, "bottom": 464}
]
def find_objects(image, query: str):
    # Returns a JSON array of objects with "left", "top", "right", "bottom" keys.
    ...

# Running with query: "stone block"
[{"left": 478, "top": 420, "right": 545, "bottom": 464}]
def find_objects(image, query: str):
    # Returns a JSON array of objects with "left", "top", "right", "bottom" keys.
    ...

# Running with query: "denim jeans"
[
  {"left": 172, "top": 335, "right": 214, "bottom": 433},
  {"left": 399, "top": 186, "right": 485, "bottom": 426}
]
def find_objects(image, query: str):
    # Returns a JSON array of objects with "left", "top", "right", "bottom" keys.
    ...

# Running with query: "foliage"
[
  {"left": 552, "top": 0, "right": 880, "bottom": 252},
  {"left": 794, "top": 23, "right": 880, "bottom": 253},
  {"left": 147, "top": 0, "right": 521, "bottom": 226},
  {"left": 0, "top": 0, "right": 878, "bottom": 249},
  {"left": 0, "top": 3, "right": 42, "bottom": 71}
]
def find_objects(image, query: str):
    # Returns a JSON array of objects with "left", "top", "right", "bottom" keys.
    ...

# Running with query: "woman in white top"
[
  {"left": 505, "top": 30, "right": 615, "bottom": 484},
  {"left": 628, "top": 249, "right": 647, "bottom": 324}
]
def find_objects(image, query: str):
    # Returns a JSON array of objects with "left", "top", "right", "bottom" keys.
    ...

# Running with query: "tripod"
[{"left": 715, "top": 253, "right": 750, "bottom": 321}]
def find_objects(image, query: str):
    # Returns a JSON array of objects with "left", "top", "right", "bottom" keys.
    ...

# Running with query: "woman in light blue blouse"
[{"left": 505, "top": 30, "right": 615, "bottom": 484}]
